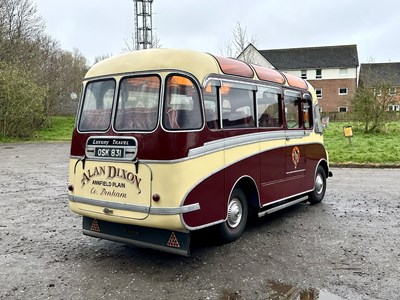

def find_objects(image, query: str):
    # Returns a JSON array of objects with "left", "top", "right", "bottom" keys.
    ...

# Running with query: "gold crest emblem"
[{"left": 292, "top": 146, "right": 300, "bottom": 169}]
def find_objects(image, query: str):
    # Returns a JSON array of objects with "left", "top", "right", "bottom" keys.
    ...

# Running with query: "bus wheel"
[
  {"left": 217, "top": 188, "right": 248, "bottom": 243},
  {"left": 308, "top": 166, "right": 326, "bottom": 205}
]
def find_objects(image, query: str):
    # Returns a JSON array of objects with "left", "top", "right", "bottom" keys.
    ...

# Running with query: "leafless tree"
[
  {"left": 121, "top": 32, "right": 161, "bottom": 53},
  {"left": 219, "top": 21, "right": 258, "bottom": 62},
  {"left": 93, "top": 53, "right": 113, "bottom": 64},
  {"left": 0, "top": 0, "right": 45, "bottom": 63}
]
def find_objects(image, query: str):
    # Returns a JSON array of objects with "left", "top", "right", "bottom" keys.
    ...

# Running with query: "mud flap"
[{"left": 82, "top": 217, "right": 191, "bottom": 256}]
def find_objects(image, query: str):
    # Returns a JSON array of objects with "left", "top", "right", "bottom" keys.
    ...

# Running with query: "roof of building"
[
  {"left": 259, "top": 45, "right": 359, "bottom": 70},
  {"left": 359, "top": 62, "right": 400, "bottom": 86}
]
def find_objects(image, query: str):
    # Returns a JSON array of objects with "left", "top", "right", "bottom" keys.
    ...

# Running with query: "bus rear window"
[
  {"left": 115, "top": 76, "right": 160, "bottom": 131},
  {"left": 78, "top": 79, "right": 115, "bottom": 131}
]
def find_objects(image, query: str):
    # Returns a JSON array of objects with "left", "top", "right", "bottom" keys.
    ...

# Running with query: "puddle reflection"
[
  {"left": 267, "top": 280, "right": 343, "bottom": 300},
  {"left": 220, "top": 280, "right": 343, "bottom": 300}
]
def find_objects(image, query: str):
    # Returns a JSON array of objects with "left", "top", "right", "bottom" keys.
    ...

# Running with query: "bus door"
[
  {"left": 284, "top": 90, "right": 306, "bottom": 196},
  {"left": 257, "top": 86, "right": 287, "bottom": 204},
  {"left": 220, "top": 81, "right": 259, "bottom": 179}
]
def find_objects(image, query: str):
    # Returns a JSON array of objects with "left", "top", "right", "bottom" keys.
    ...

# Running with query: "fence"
[{"left": 321, "top": 112, "right": 400, "bottom": 122}]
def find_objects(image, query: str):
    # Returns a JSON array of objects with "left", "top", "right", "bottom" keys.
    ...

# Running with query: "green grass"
[
  {"left": 0, "top": 116, "right": 75, "bottom": 143},
  {"left": 323, "top": 122, "right": 400, "bottom": 166},
  {"left": 1, "top": 116, "right": 400, "bottom": 166},
  {"left": 35, "top": 116, "right": 75, "bottom": 141}
]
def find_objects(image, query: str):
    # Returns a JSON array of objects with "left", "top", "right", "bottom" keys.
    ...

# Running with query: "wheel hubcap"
[
  {"left": 227, "top": 198, "right": 242, "bottom": 228},
  {"left": 315, "top": 174, "right": 324, "bottom": 195}
]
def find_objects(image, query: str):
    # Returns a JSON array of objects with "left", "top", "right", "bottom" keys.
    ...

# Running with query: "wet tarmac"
[{"left": 0, "top": 142, "right": 399, "bottom": 299}]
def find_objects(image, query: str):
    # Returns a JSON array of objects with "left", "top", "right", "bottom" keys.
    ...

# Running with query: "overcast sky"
[{"left": 34, "top": 0, "right": 400, "bottom": 65}]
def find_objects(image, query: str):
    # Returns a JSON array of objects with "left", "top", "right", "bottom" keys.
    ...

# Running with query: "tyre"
[
  {"left": 308, "top": 165, "right": 326, "bottom": 205},
  {"left": 216, "top": 188, "right": 248, "bottom": 243}
]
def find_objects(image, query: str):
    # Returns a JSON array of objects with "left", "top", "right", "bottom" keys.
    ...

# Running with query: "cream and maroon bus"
[{"left": 68, "top": 49, "right": 332, "bottom": 256}]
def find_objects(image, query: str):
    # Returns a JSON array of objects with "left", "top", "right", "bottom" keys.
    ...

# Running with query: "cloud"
[{"left": 33, "top": 0, "right": 400, "bottom": 64}]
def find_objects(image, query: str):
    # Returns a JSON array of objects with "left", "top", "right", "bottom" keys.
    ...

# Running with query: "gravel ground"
[{"left": 0, "top": 142, "right": 399, "bottom": 300}]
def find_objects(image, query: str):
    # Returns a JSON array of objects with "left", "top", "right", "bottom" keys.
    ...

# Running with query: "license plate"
[{"left": 95, "top": 147, "right": 124, "bottom": 158}]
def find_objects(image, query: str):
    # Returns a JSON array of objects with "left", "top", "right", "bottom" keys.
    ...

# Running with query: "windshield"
[
  {"left": 78, "top": 79, "right": 115, "bottom": 131},
  {"left": 115, "top": 75, "right": 161, "bottom": 131}
]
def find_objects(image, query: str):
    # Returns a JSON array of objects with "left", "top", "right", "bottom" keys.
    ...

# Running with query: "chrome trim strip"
[
  {"left": 262, "top": 174, "right": 305, "bottom": 187},
  {"left": 286, "top": 169, "right": 306, "bottom": 175},
  {"left": 258, "top": 196, "right": 308, "bottom": 218},
  {"left": 261, "top": 190, "right": 313, "bottom": 208},
  {"left": 188, "top": 131, "right": 286, "bottom": 157},
  {"left": 183, "top": 219, "right": 225, "bottom": 231},
  {"left": 286, "top": 130, "right": 308, "bottom": 140},
  {"left": 188, "top": 130, "right": 312, "bottom": 158},
  {"left": 68, "top": 195, "right": 200, "bottom": 215}
]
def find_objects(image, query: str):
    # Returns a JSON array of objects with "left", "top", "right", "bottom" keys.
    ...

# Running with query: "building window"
[
  {"left": 339, "top": 68, "right": 348, "bottom": 76},
  {"left": 374, "top": 88, "right": 381, "bottom": 96},
  {"left": 388, "top": 105, "right": 400, "bottom": 111},
  {"left": 301, "top": 70, "right": 307, "bottom": 79},
  {"left": 339, "top": 87, "right": 348, "bottom": 95},
  {"left": 316, "top": 69, "right": 322, "bottom": 79},
  {"left": 389, "top": 88, "right": 397, "bottom": 95},
  {"left": 338, "top": 107, "right": 348, "bottom": 112},
  {"left": 315, "top": 88, "right": 322, "bottom": 98}
]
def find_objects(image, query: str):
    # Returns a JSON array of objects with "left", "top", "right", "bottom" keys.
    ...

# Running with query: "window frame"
[
  {"left": 114, "top": 74, "right": 161, "bottom": 132},
  {"left": 338, "top": 87, "right": 348, "bottom": 95},
  {"left": 257, "top": 85, "right": 283, "bottom": 129},
  {"left": 284, "top": 90, "right": 302, "bottom": 130},
  {"left": 220, "top": 81, "right": 257, "bottom": 129},
  {"left": 78, "top": 78, "right": 116, "bottom": 132},
  {"left": 203, "top": 79, "right": 222, "bottom": 130},
  {"left": 316, "top": 69, "right": 322, "bottom": 79},
  {"left": 315, "top": 88, "right": 322, "bottom": 99},
  {"left": 162, "top": 73, "right": 203, "bottom": 132}
]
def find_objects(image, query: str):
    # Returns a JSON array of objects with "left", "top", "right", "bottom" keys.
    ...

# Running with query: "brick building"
[
  {"left": 238, "top": 44, "right": 359, "bottom": 112},
  {"left": 359, "top": 62, "right": 400, "bottom": 111}
]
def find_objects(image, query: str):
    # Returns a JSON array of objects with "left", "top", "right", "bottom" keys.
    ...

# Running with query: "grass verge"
[
  {"left": 1, "top": 117, "right": 400, "bottom": 166},
  {"left": 0, "top": 116, "right": 75, "bottom": 143},
  {"left": 324, "top": 122, "right": 400, "bottom": 166}
]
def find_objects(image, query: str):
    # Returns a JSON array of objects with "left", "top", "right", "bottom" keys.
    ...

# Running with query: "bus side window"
[
  {"left": 302, "top": 93, "right": 313, "bottom": 130},
  {"left": 284, "top": 90, "right": 302, "bottom": 129},
  {"left": 203, "top": 80, "right": 221, "bottom": 130},
  {"left": 221, "top": 82, "right": 256, "bottom": 129},
  {"left": 257, "top": 87, "right": 282, "bottom": 128},
  {"left": 314, "top": 104, "right": 324, "bottom": 134},
  {"left": 163, "top": 75, "right": 203, "bottom": 130}
]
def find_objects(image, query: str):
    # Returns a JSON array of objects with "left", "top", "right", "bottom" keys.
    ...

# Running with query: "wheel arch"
[
  {"left": 317, "top": 159, "right": 329, "bottom": 179},
  {"left": 230, "top": 175, "right": 260, "bottom": 212}
]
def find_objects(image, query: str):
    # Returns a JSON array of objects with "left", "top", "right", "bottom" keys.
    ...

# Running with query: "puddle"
[
  {"left": 266, "top": 280, "right": 343, "bottom": 300},
  {"left": 219, "top": 280, "right": 344, "bottom": 300}
]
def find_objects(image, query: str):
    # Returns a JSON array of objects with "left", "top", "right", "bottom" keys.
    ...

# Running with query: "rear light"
[
  {"left": 68, "top": 184, "right": 74, "bottom": 192},
  {"left": 152, "top": 193, "right": 160, "bottom": 202}
]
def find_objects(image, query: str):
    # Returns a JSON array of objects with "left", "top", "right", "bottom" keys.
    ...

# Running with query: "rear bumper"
[
  {"left": 68, "top": 194, "right": 200, "bottom": 215},
  {"left": 83, "top": 217, "right": 191, "bottom": 256}
]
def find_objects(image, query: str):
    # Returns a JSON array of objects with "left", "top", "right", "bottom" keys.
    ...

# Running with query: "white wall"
[{"left": 283, "top": 67, "right": 357, "bottom": 80}]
